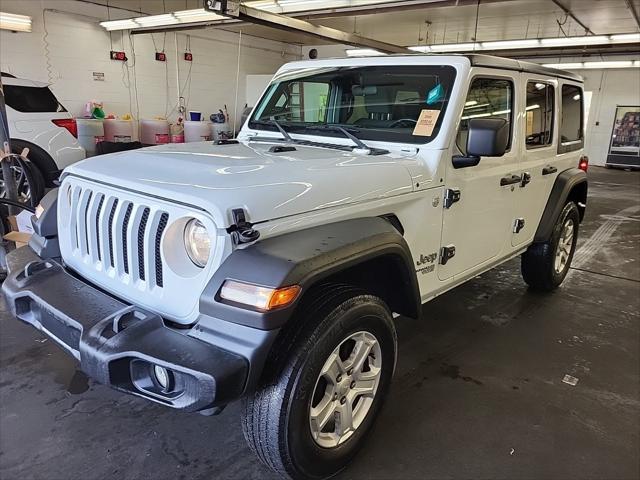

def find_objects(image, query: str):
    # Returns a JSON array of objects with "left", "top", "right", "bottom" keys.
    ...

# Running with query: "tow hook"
[{"left": 227, "top": 208, "right": 260, "bottom": 245}]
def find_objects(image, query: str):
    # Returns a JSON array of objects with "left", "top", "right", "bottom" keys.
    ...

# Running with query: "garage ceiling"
[{"left": 88, "top": 0, "right": 640, "bottom": 46}]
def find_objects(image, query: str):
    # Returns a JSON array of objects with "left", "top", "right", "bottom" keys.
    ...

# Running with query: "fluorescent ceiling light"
[
  {"left": 345, "top": 48, "right": 385, "bottom": 57},
  {"left": 541, "top": 35, "right": 609, "bottom": 47},
  {"left": 100, "top": 8, "right": 225, "bottom": 31},
  {"left": 100, "top": 1, "right": 403, "bottom": 31},
  {"left": 482, "top": 39, "right": 540, "bottom": 49},
  {"left": 465, "top": 100, "right": 478, "bottom": 106},
  {"left": 610, "top": 33, "right": 640, "bottom": 42},
  {"left": 0, "top": 12, "right": 32, "bottom": 32},
  {"left": 461, "top": 112, "right": 492, "bottom": 120},
  {"left": 526, "top": 104, "right": 540, "bottom": 111},
  {"left": 409, "top": 33, "right": 639, "bottom": 53},
  {"left": 430, "top": 42, "right": 479, "bottom": 52},
  {"left": 542, "top": 60, "right": 640, "bottom": 69}
]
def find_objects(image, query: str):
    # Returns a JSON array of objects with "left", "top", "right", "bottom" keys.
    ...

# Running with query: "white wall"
[
  {"left": 581, "top": 69, "right": 640, "bottom": 166},
  {"left": 0, "top": 0, "right": 301, "bottom": 132}
]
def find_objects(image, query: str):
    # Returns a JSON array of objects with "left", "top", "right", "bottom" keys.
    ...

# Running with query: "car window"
[
  {"left": 457, "top": 77, "right": 514, "bottom": 155},
  {"left": 251, "top": 65, "right": 457, "bottom": 145},
  {"left": 560, "top": 84, "right": 583, "bottom": 144},
  {"left": 3, "top": 85, "right": 67, "bottom": 113},
  {"left": 526, "top": 81, "right": 554, "bottom": 148}
]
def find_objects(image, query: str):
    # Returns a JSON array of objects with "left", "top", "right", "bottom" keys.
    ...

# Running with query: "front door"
[{"left": 438, "top": 73, "right": 520, "bottom": 280}]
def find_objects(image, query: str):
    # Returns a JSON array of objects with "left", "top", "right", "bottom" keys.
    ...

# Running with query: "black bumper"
[{"left": 2, "top": 247, "right": 250, "bottom": 412}]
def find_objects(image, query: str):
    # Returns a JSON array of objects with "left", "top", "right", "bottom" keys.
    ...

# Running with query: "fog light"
[{"left": 153, "top": 365, "right": 171, "bottom": 391}]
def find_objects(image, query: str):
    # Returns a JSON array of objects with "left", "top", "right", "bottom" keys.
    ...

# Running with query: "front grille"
[{"left": 67, "top": 184, "right": 169, "bottom": 289}]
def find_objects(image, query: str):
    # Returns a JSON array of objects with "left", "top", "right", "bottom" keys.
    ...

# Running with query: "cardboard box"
[{"left": 3, "top": 231, "right": 31, "bottom": 248}]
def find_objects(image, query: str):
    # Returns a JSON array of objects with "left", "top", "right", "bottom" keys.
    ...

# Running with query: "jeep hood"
[{"left": 64, "top": 141, "right": 415, "bottom": 228}]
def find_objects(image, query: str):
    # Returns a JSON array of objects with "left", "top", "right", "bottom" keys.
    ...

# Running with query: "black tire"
[
  {"left": 0, "top": 155, "right": 45, "bottom": 209},
  {"left": 241, "top": 284, "right": 397, "bottom": 480},
  {"left": 521, "top": 201, "right": 580, "bottom": 291}
]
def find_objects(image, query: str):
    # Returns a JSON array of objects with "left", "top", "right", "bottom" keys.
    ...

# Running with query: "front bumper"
[{"left": 2, "top": 247, "right": 250, "bottom": 412}]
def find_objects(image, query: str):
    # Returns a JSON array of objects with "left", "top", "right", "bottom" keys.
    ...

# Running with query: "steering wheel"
[{"left": 389, "top": 118, "right": 418, "bottom": 128}]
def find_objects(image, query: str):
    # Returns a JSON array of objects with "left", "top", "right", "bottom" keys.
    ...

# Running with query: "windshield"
[{"left": 249, "top": 65, "right": 457, "bottom": 145}]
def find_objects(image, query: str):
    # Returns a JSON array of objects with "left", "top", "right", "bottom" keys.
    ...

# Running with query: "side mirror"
[{"left": 453, "top": 118, "right": 510, "bottom": 169}]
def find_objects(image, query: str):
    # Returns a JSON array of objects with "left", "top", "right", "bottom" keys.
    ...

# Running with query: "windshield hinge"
[{"left": 227, "top": 208, "right": 260, "bottom": 245}]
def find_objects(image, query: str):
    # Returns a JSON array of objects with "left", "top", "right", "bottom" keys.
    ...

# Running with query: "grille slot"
[
  {"left": 155, "top": 213, "right": 169, "bottom": 287},
  {"left": 122, "top": 203, "right": 133, "bottom": 274},
  {"left": 137, "top": 208, "right": 150, "bottom": 281},
  {"left": 94, "top": 195, "right": 105, "bottom": 261},
  {"left": 108, "top": 200, "right": 118, "bottom": 267}
]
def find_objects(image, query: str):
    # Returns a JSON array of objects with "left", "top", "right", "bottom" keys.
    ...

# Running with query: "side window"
[
  {"left": 559, "top": 84, "right": 584, "bottom": 149},
  {"left": 458, "top": 78, "right": 513, "bottom": 155},
  {"left": 526, "top": 82, "right": 554, "bottom": 148}
]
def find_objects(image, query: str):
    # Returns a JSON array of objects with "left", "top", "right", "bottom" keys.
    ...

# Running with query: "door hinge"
[
  {"left": 513, "top": 218, "right": 525, "bottom": 234},
  {"left": 440, "top": 245, "right": 456, "bottom": 265},
  {"left": 444, "top": 188, "right": 461, "bottom": 209},
  {"left": 227, "top": 208, "right": 260, "bottom": 245}
]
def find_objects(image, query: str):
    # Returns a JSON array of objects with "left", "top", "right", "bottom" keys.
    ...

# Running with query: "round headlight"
[{"left": 184, "top": 218, "right": 211, "bottom": 267}]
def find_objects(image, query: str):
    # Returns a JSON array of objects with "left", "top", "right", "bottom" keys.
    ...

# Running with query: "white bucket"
[
  {"left": 184, "top": 121, "right": 212, "bottom": 143},
  {"left": 210, "top": 122, "right": 231, "bottom": 141},
  {"left": 104, "top": 119, "right": 134, "bottom": 143},
  {"left": 140, "top": 119, "right": 170, "bottom": 145},
  {"left": 76, "top": 118, "right": 104, "bottom": 157}
]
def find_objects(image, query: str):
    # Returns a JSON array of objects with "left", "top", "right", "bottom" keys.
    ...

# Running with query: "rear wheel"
[
  {"left": 521, "top": 201, "right": 580, "bottom": 291},
  {"left": 241, "top": 285, "right": 397, "bottom": 479}
]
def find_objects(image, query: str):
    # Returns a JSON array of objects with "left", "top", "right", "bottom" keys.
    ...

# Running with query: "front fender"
[{"left": 199, "top": 217, "right": 420, "bottom": 330}]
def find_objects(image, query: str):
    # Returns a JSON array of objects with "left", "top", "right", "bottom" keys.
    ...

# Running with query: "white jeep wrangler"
[{"left": 3, "top": 54, "right": 588, "bottom": 479}]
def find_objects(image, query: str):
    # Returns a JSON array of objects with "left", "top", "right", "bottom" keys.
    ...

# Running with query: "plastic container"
[
  {"left": 210, "top": 122, "right": 231, "bottom": 141},
  {"left": 103, "top": 119, "right": 134, "bottom": 143},
  {"left": 140, "top": 119, "right": 170, "bottom": 145},
  {"left": 170, "top": 134, "right": 184, "bottom": 143},
  {"left": 188, "top": 111, "right": 202, "bottom": 121},
  {"left": 76, "top": 118, "right": 104, "bottom": 157},
  {"left": 184, "top": 121, "right": 211, "bottom": 143}
]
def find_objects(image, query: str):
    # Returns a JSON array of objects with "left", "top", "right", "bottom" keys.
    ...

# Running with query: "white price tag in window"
[{"left": 412, "top": 109, "right": 441, "bottom": 136}]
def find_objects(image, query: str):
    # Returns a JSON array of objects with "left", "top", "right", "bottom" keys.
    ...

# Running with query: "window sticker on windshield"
[{"left": 413, "top": 109, "right": 441, "bottom": 136}]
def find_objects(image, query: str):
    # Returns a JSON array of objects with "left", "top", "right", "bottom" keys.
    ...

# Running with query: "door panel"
[
  {"left": 438, "top": 73, "right": 520, "bottom": 280},
  {"left": 512, "top": 77, "right": 558, "bottom": 247}
]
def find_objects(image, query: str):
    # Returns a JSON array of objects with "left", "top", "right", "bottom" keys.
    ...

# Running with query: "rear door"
[
  {"left": 438, "top": 72, "right": 520, "bottom": 280},
  {"left": 511, "top": 76, "right": 558, "bottom": 247}
]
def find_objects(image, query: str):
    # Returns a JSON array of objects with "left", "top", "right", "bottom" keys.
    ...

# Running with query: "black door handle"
[
  {"left": 542, "top": 165, "right": 557, "bottom": 175},
  {"left": 500, "top": 174, "right": 522, "bottom": 186}
]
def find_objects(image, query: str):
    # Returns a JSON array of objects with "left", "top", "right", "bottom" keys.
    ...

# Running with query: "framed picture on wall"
[{"left": 606, "top": 105, "right": 640, "bottom": 169}]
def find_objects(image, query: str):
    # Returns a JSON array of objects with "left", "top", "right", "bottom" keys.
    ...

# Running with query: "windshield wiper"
[
  {"left": 307, "top": 125, "right": 369, "bottom": 151},
  {"left": 251, "top": 119, "right": 295, "bottom": 143},
  {"left": 300, "top": 125, "right": 388, "bottom": 155}
]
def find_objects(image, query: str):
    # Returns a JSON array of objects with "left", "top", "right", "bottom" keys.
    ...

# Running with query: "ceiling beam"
[
  {"left": 551, "top": 0, "right": 595, "bottom": 35},
  {"left": 204, "top": 1, "right": 411, "bottom": 53},
  {"left": 625, "top": 0, "right": 640, "bottom": 29}
]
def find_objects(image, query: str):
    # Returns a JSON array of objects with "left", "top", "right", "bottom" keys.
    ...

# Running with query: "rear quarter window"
[
  {"left": 559, "top": 84, "right": 584, "bottom": 153},
  {"left": 4, "top": 85, "right": 67, "bottom": 113}
]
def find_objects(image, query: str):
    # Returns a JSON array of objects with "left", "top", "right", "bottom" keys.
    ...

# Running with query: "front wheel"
[
  {"left": 521, "top": 201, "right": 580, "bottom": 291},
  {"left": 241, "top": 285, "right": 397, "bottom": 480}
]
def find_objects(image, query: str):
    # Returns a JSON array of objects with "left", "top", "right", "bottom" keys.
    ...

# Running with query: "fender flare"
[
  {"left": 198, "top": 217, "right": 421, "bottom": 330},
  {"left": 534, "top": 167, "right": 587, "bottom": 242}
]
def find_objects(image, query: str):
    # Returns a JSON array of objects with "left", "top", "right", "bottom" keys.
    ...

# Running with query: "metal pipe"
[
  {"left": 210, "top": 3, "right": 411, "bottom": 54},
  {"left": 0, "top": 76, "right": 19, "bottom": 216},
  {"left": 625, "top": 0, "right": 640, "bottom": 29}
]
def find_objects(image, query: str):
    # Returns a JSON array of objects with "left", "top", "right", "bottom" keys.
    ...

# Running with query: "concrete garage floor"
[{"left": 1, "top": 166, "right": 638, "bottom": 480}]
